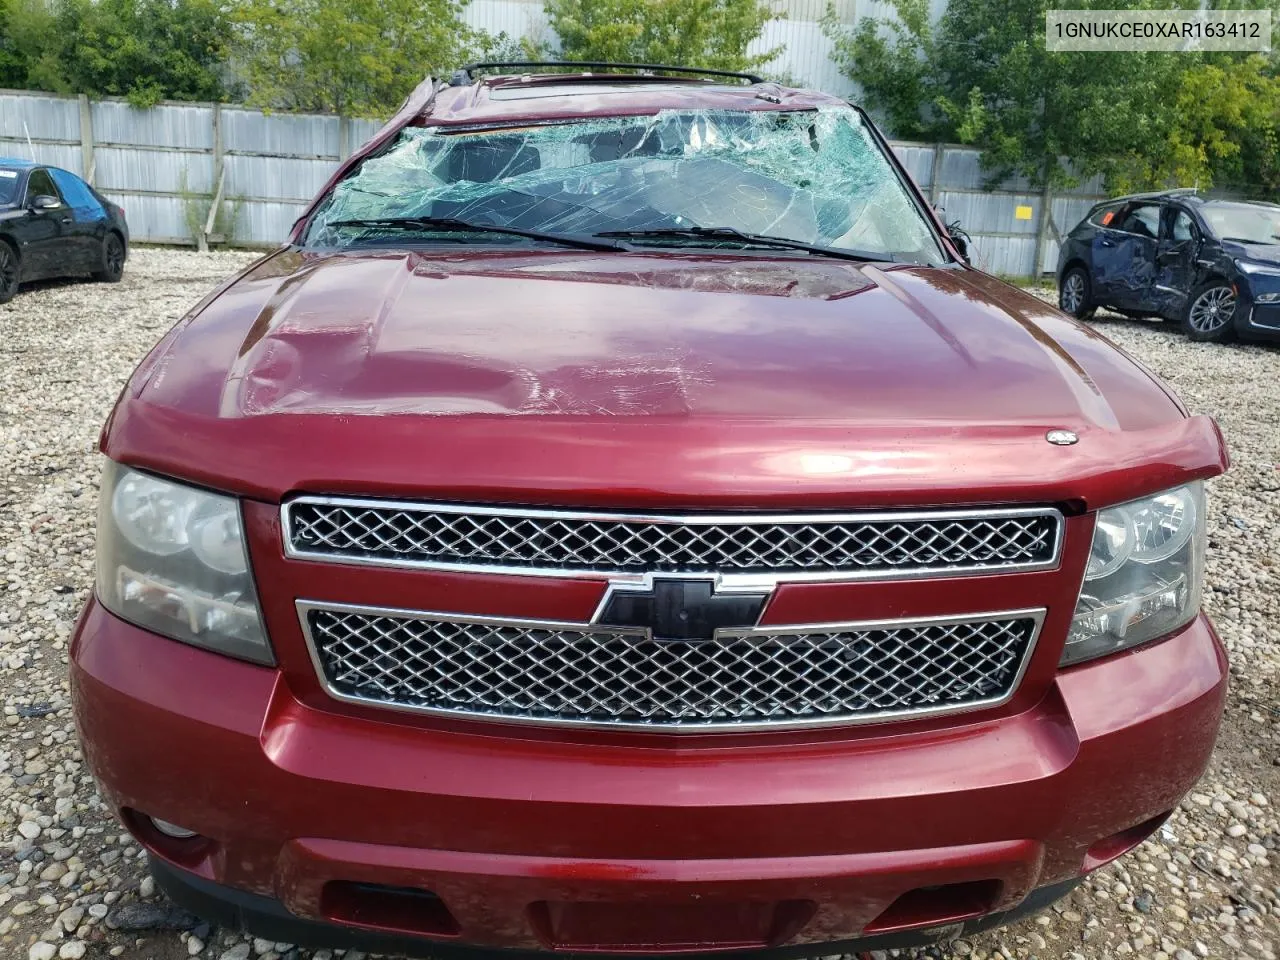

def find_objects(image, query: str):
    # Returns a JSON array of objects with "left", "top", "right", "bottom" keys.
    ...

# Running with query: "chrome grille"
[
  {"left": 300, "top": 603, "right": 1044, "bottom": 730},
  {"left": 283, "top": 499, "right": 1062, "bottom": 580}
]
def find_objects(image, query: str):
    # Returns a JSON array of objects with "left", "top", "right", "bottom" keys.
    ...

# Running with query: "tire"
[
  {"left": 0, "top": 241, "right": 18, "bottom": 304},
  {"left": 1182, "top": 281, "right": 1237, "bottom": 342},
  {"left": 93, "top": 232, "right": 125, "bottom": 283},
  {"left": 1058, "top": 266, "right": 1095, "bottom": 320}
]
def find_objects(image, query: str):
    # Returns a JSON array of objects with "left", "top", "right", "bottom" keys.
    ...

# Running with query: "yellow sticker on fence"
[{"left": 1015, "top": 205, "right": 1034, "bottom": 220}]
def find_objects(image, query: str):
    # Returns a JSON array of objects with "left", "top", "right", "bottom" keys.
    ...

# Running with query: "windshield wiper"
[
  {"left": 595, "top": 227, "right": 891, "bottom": 263},
  {"left": 323, "top": 216, "right": 626, "bottom": 252}
]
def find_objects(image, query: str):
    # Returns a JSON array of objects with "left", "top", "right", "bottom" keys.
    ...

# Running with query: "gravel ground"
[{"left": 0, "top": 249, "right": 1275, "bottom": 960}]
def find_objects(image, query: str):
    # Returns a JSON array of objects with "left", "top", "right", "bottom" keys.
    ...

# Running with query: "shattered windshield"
[
  {"left": 306, "top": 107, "right": 947, "bottom": 264},
  {"left": 1202, "top": 202, "right": 1280, "bottom": 245}
]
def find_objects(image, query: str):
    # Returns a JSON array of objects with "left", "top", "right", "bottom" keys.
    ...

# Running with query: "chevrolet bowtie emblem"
[{"left": 594, "top": 578, "right": 769, "bottom": 641}]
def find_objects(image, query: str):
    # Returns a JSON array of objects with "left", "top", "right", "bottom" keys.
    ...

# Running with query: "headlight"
[
  {"left": 96, "top": 462, "right": 273, "bottom": 664},
  {"left": 1061, "top": 483, "right": 1205, "bottom": 667},
  {"left": 1235, "top": 259, "right": 1280, "bottom": 277}
]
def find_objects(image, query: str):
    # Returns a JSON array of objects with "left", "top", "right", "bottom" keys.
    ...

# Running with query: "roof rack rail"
[
  {"left": 1106, "top": 187, "right": 1200, "bottom": 204},
  {"left": 449, "top": 61, "right": 765, "bottom": 86}
]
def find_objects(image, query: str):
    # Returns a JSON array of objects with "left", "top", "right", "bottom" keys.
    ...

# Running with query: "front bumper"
[
  {"left": 149, "top": 856, "right": 1083, "bottom": 959},
  {"left": 71, "top": 598, "right": 1227, "bottom": 954},
  {"left": 1239, "top": 301, "right": 1280, "bottom": 340}
]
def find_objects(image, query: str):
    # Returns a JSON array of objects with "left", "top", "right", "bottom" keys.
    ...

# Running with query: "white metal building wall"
[{"left": 459, "top": 0, "right": 947, "bottom": 97}]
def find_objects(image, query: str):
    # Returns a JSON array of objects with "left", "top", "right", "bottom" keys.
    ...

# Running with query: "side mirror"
[
  {"left": 29, "top": 195, "right": 61, "bottom": 212},
  {"left": 946, "top": 219, "right": 971, "bottom": 263}
]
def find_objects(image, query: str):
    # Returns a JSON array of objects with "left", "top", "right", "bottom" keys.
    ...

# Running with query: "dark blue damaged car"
[
  {"left": 1057, "top": 188, "right": 1280, "bottom": 344},
  {"left": 0, "top": 157, "right": 129, "bottom": 304}
]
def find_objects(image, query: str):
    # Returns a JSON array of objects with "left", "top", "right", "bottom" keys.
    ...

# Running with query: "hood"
[
  {"left": 109, "top": 249, "right": 1223, "bottom": 508},
  {"left": 1221, "top": 239, "right": 1280, "bottom": 265},
  {"left": 138, "top": 249, "right": 1178, "bottom": 427}
]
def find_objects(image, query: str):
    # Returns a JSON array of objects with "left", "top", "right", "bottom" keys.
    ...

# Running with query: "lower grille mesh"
[{"left": 303, "top": 607, "right": 1040, "bottom": 729}]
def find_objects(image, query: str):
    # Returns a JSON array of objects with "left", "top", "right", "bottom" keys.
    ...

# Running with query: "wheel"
[
  {"left": 1182, "top": 282, "right": 1236, "bottom": 342},
  {"left": 94, "top": 233, "right": 125, "bottom": 283},
  {"left": 0, "top": 242, "right": 17, "bottom": 304},
  {"left": 1058, "top": 266, "right": 1095, "bottom": 319}
]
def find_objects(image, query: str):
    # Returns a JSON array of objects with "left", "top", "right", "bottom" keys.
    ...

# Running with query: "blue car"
[
  {"left": 0, "top": 157, "right": 129, "bottom": 304},
  {"left": 1056, "top": 189, "right": 1280, "bottom": 343}
]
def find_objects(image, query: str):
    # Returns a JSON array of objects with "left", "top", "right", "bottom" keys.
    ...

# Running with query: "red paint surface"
[
  {"left": 71, "top": 601, "right": 1226, "bottom": 949},
  {"left": 104, "top": 247, "right": 1225, "bottom": 510}
]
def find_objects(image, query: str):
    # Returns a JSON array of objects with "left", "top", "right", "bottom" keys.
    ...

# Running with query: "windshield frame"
[{"left": 300, "top": 104, "right": 955, "bottom": 265}]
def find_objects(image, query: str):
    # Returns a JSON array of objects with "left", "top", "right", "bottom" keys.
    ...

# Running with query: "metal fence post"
[
  {"left": 78, "top": 95, "right": 94, "bottom": 184},
  {"left": 338, "top": 114, "right": 351, "bottom": 161},
  {"left": 928, "top": 143, "right": 945, "bottom": 206},
  {"left": 1032, "top": 179, "right": 1054, "bottom": 277},
  {"left": 199, "top": 103, "right": 225, "bottom": 252}
]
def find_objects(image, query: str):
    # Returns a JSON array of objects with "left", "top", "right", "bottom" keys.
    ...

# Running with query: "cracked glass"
[{"left": 306, "top": 107, "right": 946, "bottom": 264}]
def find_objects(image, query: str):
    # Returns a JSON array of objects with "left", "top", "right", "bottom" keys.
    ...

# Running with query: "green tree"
[
  {"left": 825, "top": 0, "right": 1280, "bottom": 193},
  {"left": 924, "top": 0, "right": 1200, "bottom": 189},
  {"left": 823, "top": 0, "right": 935, "bottom": 141},
  {"left": 0, "top": 0, "right": 31, "bottom": 89},
  {"left": 233, "top": 0, "right": 476, "bottom": 115},
  {"left": 4, "top": 0, "right": 234, "bottom": 107},
  {"left": 1163, "top": 56, "right": 1280, "bottom": 193},
  {"left": 542, "top": 0, "right": 783, "bottom": 73}
]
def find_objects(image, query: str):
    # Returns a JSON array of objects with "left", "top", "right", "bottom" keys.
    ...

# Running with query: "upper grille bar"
[{"left": 282, "top": 498, "right": 1063, "bottom": 582}]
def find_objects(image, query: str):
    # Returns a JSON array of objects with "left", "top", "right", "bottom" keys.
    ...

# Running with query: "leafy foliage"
[
  {"left": 825, "top": 0, "right": 1280, "bottom": 193},
  {"left": 0, "top": 0, "right": 783, "bottom": 115},
  {"left": 542, "top": 0, "right": 783, "bottom": 73},
  {"left": 474, "top": 31, "right": 539, "bottom": 64},
  {"left": 232, "top": 0, "right": 477, "bottom": 115},
  {"left": 1, "top": 0, "right": 235, "bottom": 107},
  {"left": 1162, "top": 55, "right": 1280, "bottom": 195},
  {"left": 0, "top": 0, "right": 26, "bottom": 89},
  {"left": 824, "top": 0, "right": 934, "bottom": 141}
]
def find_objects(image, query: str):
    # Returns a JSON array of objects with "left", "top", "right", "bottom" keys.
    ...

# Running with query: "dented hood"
[
  {"left": 109, "top": 249, "right": 1226, "bottom": 507},
  {"left": 141, "top": 249, "right": 1179, "bottom": 424}
]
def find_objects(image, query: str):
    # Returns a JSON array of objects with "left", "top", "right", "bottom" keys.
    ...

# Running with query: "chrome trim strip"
[
  {"left": 296, "top": 599, "right": 1047, "bottom": 733},
  {"left": 280, "top": 498, "right": 1065, "bottom": 585},
  {"left": 1245, "top": 306, "right": 1280, "bottom": 332}
]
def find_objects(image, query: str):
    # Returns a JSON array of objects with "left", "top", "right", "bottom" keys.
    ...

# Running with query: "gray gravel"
[{"left": 0, "top": 251, "right": 1275, "bottom": 960}]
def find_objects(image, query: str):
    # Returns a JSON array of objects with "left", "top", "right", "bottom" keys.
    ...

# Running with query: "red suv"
[{"left": 72, "top": 63, "right": 1229, "bottom": 958}]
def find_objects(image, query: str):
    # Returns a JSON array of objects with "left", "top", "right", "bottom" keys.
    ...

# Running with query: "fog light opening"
[
  {"left": 120, "top": 808, "right": 218, "bottom": 873},
  {"left": 1083, "top": 810, "right": 1172, "bottom": 872},
  {"left": 150, "top": 817, "right": 199, "bottom": 840},
  {"left": 864, "top": 879, "right": 1002, "bottom": 934},
  {"left": 321, "top": 881, "right": 460, "bottom": 939}
]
